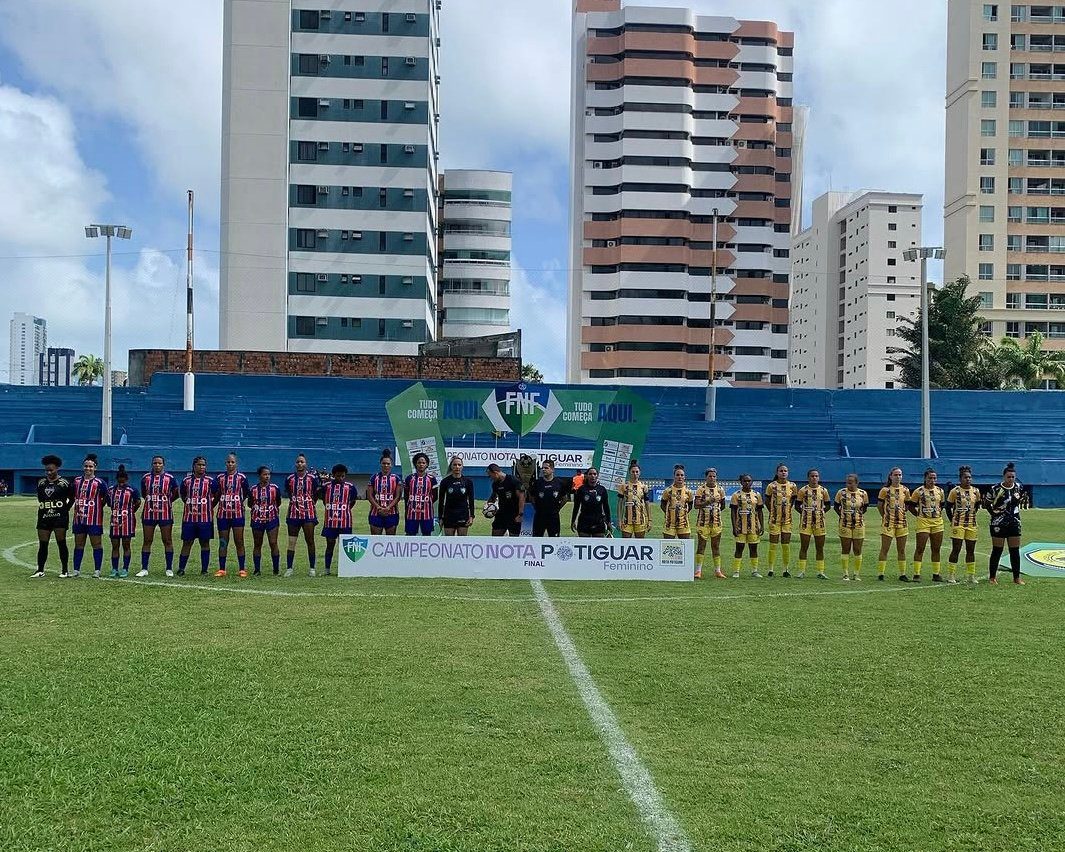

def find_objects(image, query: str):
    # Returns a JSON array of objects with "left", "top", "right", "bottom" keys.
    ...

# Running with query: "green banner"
[{"left": 386, "top": 382, "right": 655, "bottom": 487}]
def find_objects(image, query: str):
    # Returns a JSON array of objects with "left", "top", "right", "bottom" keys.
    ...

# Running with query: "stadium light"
[
  {"left": 902, "top": 247, "right": 945, "bottom": 459},
  {"left": 85, "top": 223, "right": 133, "bottom": 446}
]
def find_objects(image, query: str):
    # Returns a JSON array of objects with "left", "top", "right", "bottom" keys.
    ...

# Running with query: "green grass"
[{"left": 2, "top": 496, "right": 1064, "bottom": 851}]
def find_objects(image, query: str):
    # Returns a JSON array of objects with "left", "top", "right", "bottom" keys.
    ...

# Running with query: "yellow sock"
[
  {"left": 932, "top": 561, "right": 941, "bottom": 577},
  {"left": 878, "top": 560, "right": 886, "bottom": 577},
  {"left": 732, "top": 556, "right": 742, "bottom": 572},
  {"left": 768, "top": 542, "right": 778, "bottom": 569},
  {"left": 948, "top": 561, "right": 957, "bottom": 577},
  {"left": 966, "top": 561, "right": 976, "bottom": 576},
  {"left": 913, "top": 560, "right": 922, "bottom": 577},
  {"left": 841, "top": 554, "right": 850, "bottom": 575},
  {"left": 752, "top": 555, "right": 761, "bottom": 572},
  {"left": 782, "top": 543, "right": 792, "bottom": 566},
  {"left": 816, "top": 559, "right": 825, "bottom": 576},
  {"left": 798, "top": 558, "right": 807, "bottom": 575},
  {"left": 853, "top": 555, "right": 863, "bottom": 576},
  {"left": 700, "top": 551, "right": 709, "bottom": 569}
]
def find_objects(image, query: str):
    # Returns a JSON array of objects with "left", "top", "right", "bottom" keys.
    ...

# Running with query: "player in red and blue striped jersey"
[
  {"left": 367, "top": 449, "right": 402, "bottom": 535},
  {"left": 248, "top": 465, "right": 282, "bottom": 576},
  {"left": 285, "top": 453, "right": 319, "bottom": 577},
  {"left": 404, "top": 452, "right": 438, "bottom": 536},
  {"left": 139, "top": 455, "right": 179, "bottom": 577},
  {"left": 214, "top": 452, "right": 251, "bottom": 578},
  {"left": 107, "top": 465, "right": 140, "bottom": 578},
  {"left": 178, "top": 456, "right": 217, "bottom": 576},
  {"left": 72, "top": 453, "right": 110, "bottom": 578},
  {"left": 321, "top": 464, "right": 358, "bottom": 574}
]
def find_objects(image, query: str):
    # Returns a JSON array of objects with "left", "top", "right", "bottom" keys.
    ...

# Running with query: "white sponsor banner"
[
  {"left": 445, "top": 448, "right": 594, "bottom": 470},
  {"left": 338, "top": 535, "right": 694, "bottom": 581}
]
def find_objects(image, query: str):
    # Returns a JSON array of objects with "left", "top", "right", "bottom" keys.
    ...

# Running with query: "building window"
[
  {"left": 298, "top": 9, "right": 319, "bottom": 29},
  {"left": 296, "top": 184, "right": 316, "bottom": 205},
  {"left": 981, "top": 176, "right": 996, "bottom": 194},
  {"left": 983, "top": 4, "right": 998, "bottom": 21},
  {"left": 378, "top": 318, "right": 387, "bottom": 337},
  {"left": 1027, "top": 293, "right": 1049, "bottom": 309},
  {"left": 1006, "top": 321, "right": 1020, "bottom": 338},
  {"left": 982, "top": 90, "right": 997, "bottom": 108},
  {"left": 885, "top": 381, "right": 895, "bottom": 389},
  {"left": 888, "top": 205, "right": 898, "bottom": 213},
  {"left": 982, "top": 119, "right": 997, "bottom": 136},
  {"left": 982, "top": 61, "right": 998, "bottom": 78},
  {"left": 297, "top": 141, "right": 317, "bottom": 161},
  {"left": 983, "top": 33, "right": 998, "bottom": 51},
  {"left": 979, "top": 264, "right": 995, "bottom": 281},
  {"left": 887, "top": 257, "right": 897, "bottom": 266},
  {"left": 886, "top": 311, "right": 896, "bottom": 319},
  {"left": 888, "top": 241, "right": 897, "bottom": 248},
  {"left": 1007, "top": 263, "right": 1022, "bottom": 281},
  {"left": 980, "top": 148, "right": 996, "bottom": 165},
  {"left": 888, "top": 223, "right": 897, "bottom": 231},
  {"left": 295, "top": 316, "right": 315, "bottom": 336},
  {"left": 297, "top": 98, "right": 317, "bottom": 118},
  {"left": 979, "top": 234, "right": 995, "bottom": 251},
  {"left": 980, "top": 290, "right": 995, "bottom": 307},
  {"left": 886, "top": 328, "right": 897, "bottom": 337},
  {"left": 979, "top": 322, "right": 994, "bottom": 337},
  {"left": 1008, "top": 206, "right": 1022, "bottom": 222},
  {"left": 295, "top": 273, "right": 316, "bottom": 293},
  {"left": 980, "top": 205, "right": 995, "bottom": 222},
  {"left": 295, "top": 229, "right": 316, "bottom": 249}
]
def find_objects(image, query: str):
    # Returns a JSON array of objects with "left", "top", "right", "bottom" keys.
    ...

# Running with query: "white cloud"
[
  {"left": 0, "top": 0, "right": 222, "bottom": 215},
  {"left": 510, "top": 261, "right": 567, "bottom": 382}
]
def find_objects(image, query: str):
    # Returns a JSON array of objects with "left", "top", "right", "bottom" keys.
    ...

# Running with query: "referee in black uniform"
[{"left": 32, "top": 455, "right": 75, "bottom": 578}]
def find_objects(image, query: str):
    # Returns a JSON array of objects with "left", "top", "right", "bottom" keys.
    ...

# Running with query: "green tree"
[
  {"left": 890, "top": 276, "right": 998, "bottom": 389},
  {"left": 521, "top": 363, "right": 544, "bottom": 384},
  {"left": 992, "top": 333, "right": 1065, "bottom": 389},
  {"left": 72, "top": 354, "right": 105, "bottom": 387}
]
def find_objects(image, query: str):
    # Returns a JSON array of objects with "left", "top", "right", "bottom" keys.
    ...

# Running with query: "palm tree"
[
  {"left": 72, "top": 354, "right": 105, "bottom": 387},
  {"left": 993, "top": 333, "right": 1065, "bottom": 390}
]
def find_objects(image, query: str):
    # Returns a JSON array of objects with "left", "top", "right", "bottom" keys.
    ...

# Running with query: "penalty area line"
[{"left": 531, "top": 579, "right": 691, "bottom": 852}]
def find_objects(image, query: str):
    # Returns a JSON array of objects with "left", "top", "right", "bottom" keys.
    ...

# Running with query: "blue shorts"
[
  {"left": 109, "top": 533, "right": 134, "bottom": 541},
  {"left": 322, "top": 526, "right": 352, "bottom": 540},
  {"left": 287, "top": 518, "right": 318, "bottom": 534},
  {"left": 216, "top": 517, "right": 246, "bottom": 531},
  {"left": 72, "top": 523, "right": 104, "bottom": 537},
  {"left": 251, "top": 519, "right": 279, "bottom": 532},
  {"left": 405, "top": 518, "right": 434, "bottom": 536},
  {"left": 142, "top": 518, "right": 173, "bottom": 528},
  {"left": 181, "top": 521, "right": 214, "bottom": 542},
  {"left": 369, "top": 513, "right": 400, "bottom": 530}
]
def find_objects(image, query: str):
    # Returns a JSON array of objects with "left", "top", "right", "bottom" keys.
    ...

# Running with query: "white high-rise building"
[
  {"left": 439, "top": 170, "right": 512, "bottom": 338},
  {"left": 8, "top": 313, "right": 46, "bottom": 386},
  {"left": 568, "top": 0, "right": 801, "bottom": 386},
  {"left": 946, "top": 1, "right": 1065, "bottom": 354},
  {"left": 790, "top": 191, "right": 923, "bottom": 389},
  {"left": 219, "top": 1, "right": 441, "bottom": 355}
]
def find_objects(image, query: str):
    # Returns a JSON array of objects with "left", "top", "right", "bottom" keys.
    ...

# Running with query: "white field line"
[{"left": 531, "top": 579, "right": 691, "bottom": 852}]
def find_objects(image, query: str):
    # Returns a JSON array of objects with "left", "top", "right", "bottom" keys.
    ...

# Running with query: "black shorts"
[
  {"left": 492, "top": 516, "right": 522, "bottom": 536},
  {"left": 577, "top": 522, "right": 608, "bottom": 537},
  {"left": 36, "top": 515, "right": 69, "bottom": 532},
  {"left": 990, "top": 519, "right": 1022, "bottom": 539},
  {"left": 533, "top": 514, "right": 561, "bottom": 537},
  {"left": 442, "top": 512, "right": 470, "bottom": 529}
]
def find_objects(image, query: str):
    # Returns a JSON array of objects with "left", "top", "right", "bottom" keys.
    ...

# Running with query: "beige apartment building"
[{"left": 946, "top": 1, "right": 1065, "bottom": 356}]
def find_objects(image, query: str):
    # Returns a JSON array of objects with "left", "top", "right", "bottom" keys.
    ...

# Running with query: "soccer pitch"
[{"left": 2, "top": 497, "right": 1064, "bottom": 852}]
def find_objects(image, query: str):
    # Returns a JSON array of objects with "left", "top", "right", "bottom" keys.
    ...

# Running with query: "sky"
[{"left": 0, "top": 0, "right": 947, "bottom": 383}]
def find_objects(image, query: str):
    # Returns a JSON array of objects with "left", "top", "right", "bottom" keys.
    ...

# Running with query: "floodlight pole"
[
  {"left": 86, "top": 223, "right": 132, "bottom": 446},
  {"left": 904, "top": 246, "right": 944, "bottom": 460},
  {"left": 705, "top": 208, "right": 719, "bottom": 422}
]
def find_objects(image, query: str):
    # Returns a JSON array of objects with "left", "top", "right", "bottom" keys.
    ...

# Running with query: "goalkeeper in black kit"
[
  {"left": 986, "top": 462, "right": 1026, "bottom": 585},
  {"left": 33, "top": 454, "right": 75, "bottom": 577}
]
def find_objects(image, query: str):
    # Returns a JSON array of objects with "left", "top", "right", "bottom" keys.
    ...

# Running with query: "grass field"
[{"left": 2, "top": 496, "right": 1064, "bottom": 851}]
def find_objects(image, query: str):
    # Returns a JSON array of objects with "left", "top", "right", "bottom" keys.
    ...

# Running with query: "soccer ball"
[{"left": 482, "top": 500, "right": 499, "bottom": 519}]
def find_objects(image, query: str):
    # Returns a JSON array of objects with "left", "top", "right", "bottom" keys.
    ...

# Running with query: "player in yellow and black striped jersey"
[
  {"left": 660, "top": 465, "right": 694, "bottom": 539},
  {"left": 763, "top": 464, "right": 797, "bottom": 577},
  {"left": 795, "top": 470, "right": 832, "bottom": 579},
  {"left": 908, "top": 468, "right": 946, "bottom": 583},
  {"left": 877, "top": 467, "right": 911, "bottom": 581},
  {"left": 694, "top": 468, "right": 726, "bottom": 579},
  {"left": 834, "top": 474, "right": 869, "bottom": 581},
  {"left": 617, "top": 460, "right": 652, "bottom": 539},
  {"left": 946, "top": 465, "right": 982, "bottom": 585},
  {"left": 730, "top": 474, "right": 764, "bottom": 578}
]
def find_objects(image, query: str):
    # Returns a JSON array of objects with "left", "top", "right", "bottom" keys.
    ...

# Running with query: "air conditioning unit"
[
  {"left": 405, "top": 56, "right": 417, "bottom": 66},
  {"left": 402, "top": 276, "right": 414, "bottom": 285},
  {"left": 320, "top": 9, "right": 331, "bottom": 19},
  {"left": 402, "top": 320, "right": 414, "bottom": 328},
  {"left": 404, "top": 101, "right": 416, "bottom": 110},
  {"left": 352, "top": 275, "right": 362, "bottom": 282},
  {"left": 498, "top": 346, "right": 515, "bottom": 357},
  {"left": 316, "top": 273, "right": 328, "bottom": 282},
  {"left": 606, "top": 240, "right": 617, "bottom": 248},
  {"left": 351, "top": 231, "right": 362, "bottom": 239},
  {"left": 403, "top": 233, "right": 414, "bottom": 241},
  {"left": 319, "top": 54, "right": 330, "bottom": 63},
  {"left": 341, "top": 186, "right": 349, "bottom": 196},
  {"left": 318, "top": 98, "right": 330, "bottom": 108},
  {"left": 340, "top": 275, "right": 348, "bottom": 282},
  {"left": 318, "top": 141, "right": 329, "bottom": 150},
  {"left": 404, "top": 144, "right": 415, "bottom": 153},
  {"left": 340, "top": 231, "right": 349, "bottom": 240},
  {"left": 316, "top": 317, "right": 328, "bottom": 325},
  {"left": 316, "top": 229, "right": 329, "bottom": 238},
  {"left": 352, "top": 143, "right": 363, "bottom": 151},
  {"left": 354, "top": 12, "right": 365, "bottom": 22},
  {"left": 317, "top": 185, "right": 328, "bottom": 194},
  {"left": 344, "top": 11, "right": 352, "bottom": 21},
  {"left": 403, "top": 188, "right": 414, "bottom": 197},
  {"left": 406, "top": 13, "right": 417, "bottom": 22}
]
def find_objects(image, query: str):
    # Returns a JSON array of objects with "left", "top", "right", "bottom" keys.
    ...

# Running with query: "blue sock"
[
  {"left": 237, "top": 553, "right": 245, "bottom": 572},
  {"left": 122, "top": 552, "right": 131, "bottom": 570},
  {"left": 141, "top": 550, "right": 150, "bottom": 571},
  {"left": 309, "top": 552, "right": 316, "bottom": 571},
  {"left": 178, "top": 553, "right": 189, "bottom": 573},
  {"left": 73, "top": 548, "right": 84, "bottom": 572},
  {"left": 200, "top": 549, "right": 210, "bottom": 572},
  {"left": 272, "top": 553, "right": 280, "bottom": 572},
  {"left": 325, "top": 550, "right": 333, "bottom": 571},
  {"left": 111, "top": 556, "right": 119, "bottom": 571},
  {"left": 165, "top": 550, "right": 174, "bottom": 571},
  {"left": 287, "top": 551, "right": 294, "bottom": 571},
  {"left": 254, "top": 554, "right": 261, "bottom": 572},
  {"left": 93, "top": 548, "right": 103, "bottom": 572},
  {"left": 219, "top": 553, "right": 227, "bottom": 573}
]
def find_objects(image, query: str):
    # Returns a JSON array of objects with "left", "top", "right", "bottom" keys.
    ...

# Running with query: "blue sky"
[{"left": 0, "top": 0, "right": 947, "bottom": 383}]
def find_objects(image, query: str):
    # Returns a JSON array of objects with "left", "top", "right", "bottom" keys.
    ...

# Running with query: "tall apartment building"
[
  {"left": 8, "top": 313, "right": 46, "bottom": 386},
  {"left": 568, "top": 0, "right": 801, "bottom": 386},
  {"left": 791, "top": 192, "right": 923, "bottom": 389},
  {"left": 220, "top": 0, "right": 441, "bottom": 355},
  {"left": 39, "top": 347, "right": 75, "bottom": 387},
  {"left": 946, "top": 1, "right": 1065, "bottom": 352},
  {"left": 438, "top": 170, "right": 512, "bottom": 338}
]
